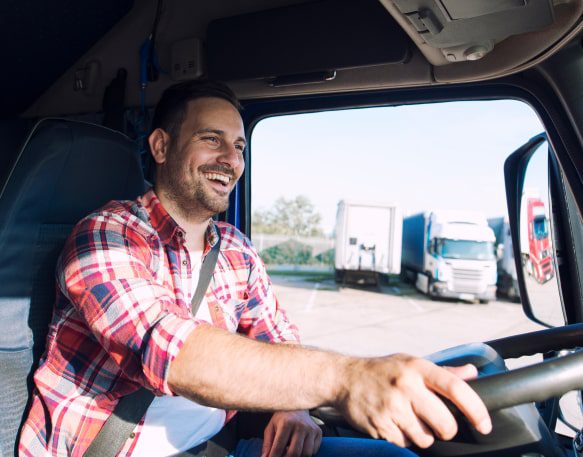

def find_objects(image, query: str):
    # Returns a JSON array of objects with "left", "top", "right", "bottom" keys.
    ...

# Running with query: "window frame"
[{"left": 234, "top": 73, "right": 583, "bottom": 325}]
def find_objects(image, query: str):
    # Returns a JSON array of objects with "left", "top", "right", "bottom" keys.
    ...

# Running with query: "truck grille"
[{"left": 452, "top": 268, "right": 486, "bottom": 293}]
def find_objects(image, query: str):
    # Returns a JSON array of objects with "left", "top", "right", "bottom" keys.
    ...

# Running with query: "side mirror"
[{"left": 504, "top": 133, "right": 564, "bottom": 327}]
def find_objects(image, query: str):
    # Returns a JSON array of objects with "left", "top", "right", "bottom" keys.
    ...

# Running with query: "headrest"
[
  {"left": 0, "top": 118, "right": 146, "bottom": 296},
  {"left": 0, "top": 118, "right": 146, "bottom": 225}
]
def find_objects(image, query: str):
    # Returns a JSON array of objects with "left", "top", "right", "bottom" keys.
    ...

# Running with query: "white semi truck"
[
  {"left": 402, "top": 211, "right": 497, "bottom": 302},
  {"left": 334, "top": 200, "right": 402, "bottom": 285}
]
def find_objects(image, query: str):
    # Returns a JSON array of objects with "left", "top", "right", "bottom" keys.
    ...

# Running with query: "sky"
[{"left": 250, "top": 100, "right": 547, "bottom": 235}]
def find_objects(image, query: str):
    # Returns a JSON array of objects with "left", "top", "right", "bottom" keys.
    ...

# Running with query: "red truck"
[{"left": 520, "top": 195, "right": 555, "bottom": 284}]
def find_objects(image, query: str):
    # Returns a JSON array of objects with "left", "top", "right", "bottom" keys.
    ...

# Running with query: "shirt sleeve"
[
  {"left": 58, "top": 211, "right": 204, "bottom": 395},
  {"left": 237, "top": 237, "right": 300, "bottom": 344}
]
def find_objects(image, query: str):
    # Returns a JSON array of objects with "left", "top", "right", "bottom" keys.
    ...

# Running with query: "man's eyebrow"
[
  {"left": 193, "top": 128, "right": 223, "bottom": 136},
  {"left": 193, "top": 128, "right": 246, "bottom": 145}
]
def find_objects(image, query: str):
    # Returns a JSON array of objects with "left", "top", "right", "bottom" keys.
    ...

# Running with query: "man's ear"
[{"left": 148, "top": 128, "right": 170, "bottom": 165}]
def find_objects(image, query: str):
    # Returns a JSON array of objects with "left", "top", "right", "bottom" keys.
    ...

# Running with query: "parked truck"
[
  {"left": 488, "top": 217, "right": 520, "bottom": 300},
  {"left": 520, "top": 191, "right": 555, "bottom": 284},
  {"left": 334, "top": 200, "right": 402, "bottom": 285},
  {"left": 402, "top": 211, "right": 497, "bottom": 302}
]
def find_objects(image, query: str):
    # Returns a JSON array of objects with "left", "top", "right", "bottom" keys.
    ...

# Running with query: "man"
[{"left": 20, "top": 80, "right": 491, "bottom": 457}]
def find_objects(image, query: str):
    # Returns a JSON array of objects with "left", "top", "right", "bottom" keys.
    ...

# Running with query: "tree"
[{"left": 252, "top": 195, "right": 324, "bottom": 237}]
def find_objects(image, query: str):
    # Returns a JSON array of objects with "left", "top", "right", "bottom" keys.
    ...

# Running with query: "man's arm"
[
  {"left": 168, "top": 325, "right": 492, "bottom": 449},
  {"left": 60, "top": 211, "right": 203, "bottom": 395},
  {"left": 168, "top": 325, "right": 342, "bottom": 410}
]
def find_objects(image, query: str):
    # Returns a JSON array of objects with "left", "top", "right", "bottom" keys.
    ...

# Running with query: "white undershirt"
[{"left": 131, "top": 258, "right": 226, "bottom": 457}]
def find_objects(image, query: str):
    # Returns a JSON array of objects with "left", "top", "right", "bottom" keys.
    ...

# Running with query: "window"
[{"left": 250, "top": 100, "right": 545, "bottom": 360}]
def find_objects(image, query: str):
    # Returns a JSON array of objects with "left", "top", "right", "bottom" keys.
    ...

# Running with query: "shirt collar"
[{"left": 139, "top": 188, "right": 220, "bottom": 252}]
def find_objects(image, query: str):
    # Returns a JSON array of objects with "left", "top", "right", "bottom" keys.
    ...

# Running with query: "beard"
[{"left": 160, "top": 150, "right": 235, "bottom": 220}]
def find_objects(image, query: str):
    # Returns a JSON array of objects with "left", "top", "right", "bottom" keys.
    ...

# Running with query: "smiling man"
[{"left": 20, "top": 80, "right": 491, "bottom": 457}]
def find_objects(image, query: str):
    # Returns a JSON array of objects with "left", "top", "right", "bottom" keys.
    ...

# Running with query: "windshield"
[
  {"left": 436, "top": 239, "right": 495, "bottom": 260},
  {"left": 533, "top": 216, "right": 549, "bottom": 240}
]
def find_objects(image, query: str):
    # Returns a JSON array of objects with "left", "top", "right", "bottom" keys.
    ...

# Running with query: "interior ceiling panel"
[
  {"left": 392, "top": 0, "right": 554, "bottom": 62},
  {"left": 15, "top": 0, "right": 583, "bottom": 117},
  {"left": 0, "top": 0, "right": 134, "bottom": 118}
]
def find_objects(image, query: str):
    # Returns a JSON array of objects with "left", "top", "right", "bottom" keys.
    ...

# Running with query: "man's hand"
[
  {"left": 261, "top": 410, "right": 322, "bottom": 457},
  {"left": 336, "top": 354, "right": 492, "bottom": 449}
]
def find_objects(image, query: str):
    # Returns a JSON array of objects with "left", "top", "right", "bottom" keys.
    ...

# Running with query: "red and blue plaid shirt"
[{"left": 19, "top": 189, "right": 299, "bottom": 456}]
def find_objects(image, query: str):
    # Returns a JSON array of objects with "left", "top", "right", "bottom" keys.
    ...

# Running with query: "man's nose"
[{"left": 217, "top": 143, "right": 243, "bottom": 169}]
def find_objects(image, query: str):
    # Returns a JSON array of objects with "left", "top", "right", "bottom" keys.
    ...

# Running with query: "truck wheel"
[
  {"left": 334, "top": 269, "right": 344, "bottom": 284},
  {"left": 479, "top": 299, "right": 489, "bottom": 304}
]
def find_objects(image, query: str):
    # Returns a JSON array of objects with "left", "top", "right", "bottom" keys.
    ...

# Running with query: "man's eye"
[
  {"left": 202, "top": 136, "right": 220, "bottom": 145},
  {"left": 235, "top": 144, "right": 245, "bottom": 152}
]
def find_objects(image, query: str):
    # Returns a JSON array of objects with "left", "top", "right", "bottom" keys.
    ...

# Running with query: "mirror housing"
[{"left": 504, "top": 133, "right": 561, "bottom": 327}]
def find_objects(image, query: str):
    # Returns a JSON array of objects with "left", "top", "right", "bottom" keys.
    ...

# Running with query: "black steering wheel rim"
[{"left": 311, "top": 323, "right": 583, "bottom": 427}]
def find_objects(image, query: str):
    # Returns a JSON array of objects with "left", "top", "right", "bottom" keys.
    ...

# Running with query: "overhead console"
[
  {"left": 392, "top": 0, "right": 555, "bottom": 63},
  {"left": 206, "top": 0, "right": 412, "bottom": 86}
]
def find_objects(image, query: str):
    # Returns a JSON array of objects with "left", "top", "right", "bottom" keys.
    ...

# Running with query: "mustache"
[{"left": 198, "top": 164, "right": 236, "bottom": 177}]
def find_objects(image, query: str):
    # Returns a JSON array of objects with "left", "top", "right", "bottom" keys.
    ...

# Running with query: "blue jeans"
[{"left": 231, "top": 437, "right": 418, "bottom": 457}]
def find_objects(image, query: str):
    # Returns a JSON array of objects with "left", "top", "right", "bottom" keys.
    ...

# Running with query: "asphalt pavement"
[
  {"left": 269, "top": 272, "right": 582, "bottom": 437},
  {"left": 272, "top": 274, "right": 543, "bottom": 358}
]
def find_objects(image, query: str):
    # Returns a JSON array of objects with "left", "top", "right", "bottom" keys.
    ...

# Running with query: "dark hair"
[{"left": 150, "top": 79, "right": 241, "bottom": 139}]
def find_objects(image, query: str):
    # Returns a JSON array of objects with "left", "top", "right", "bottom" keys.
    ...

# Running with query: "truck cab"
[
  {"left": 521, "top": 196, "right": 555, "bottom": 284},
  {"left": 2, "top": 1, "right": 583, "bottom": 456},
  {"left": 403, "top": 211, "right": 497, "bottom": 303}
]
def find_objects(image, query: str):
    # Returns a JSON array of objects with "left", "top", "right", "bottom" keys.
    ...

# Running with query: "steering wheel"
[{"left": 311, "top": 323, "right": 583, "bottom": 457}]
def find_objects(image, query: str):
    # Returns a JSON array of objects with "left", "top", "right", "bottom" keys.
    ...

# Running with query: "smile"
[{"left": 203, "top": 172, "right": 232, "bottom": 185}]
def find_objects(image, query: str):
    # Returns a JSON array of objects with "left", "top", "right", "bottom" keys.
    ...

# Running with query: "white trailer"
[
  {"left": 402, "top": 210, "right": 497, "bottom": 303},
  {"left": 334, "top": 200, "right": 402, "bottom": 285}
]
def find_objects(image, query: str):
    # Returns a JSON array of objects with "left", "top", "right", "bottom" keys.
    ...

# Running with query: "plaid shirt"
[{"left": 19, "top": 189, "right": 299, "bottom": 457}]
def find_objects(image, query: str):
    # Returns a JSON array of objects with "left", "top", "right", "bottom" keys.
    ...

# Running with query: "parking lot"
[
  {"left": 271, "top": 272, "right": 543, "bottom": 360},
  {"left": 270, "top": 272, "right": 582, "bottom": 435}
]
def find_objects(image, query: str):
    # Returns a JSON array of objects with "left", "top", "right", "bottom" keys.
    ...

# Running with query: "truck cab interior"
[{"left": 2, "top": 1, "right": 583, "bottom": 456}]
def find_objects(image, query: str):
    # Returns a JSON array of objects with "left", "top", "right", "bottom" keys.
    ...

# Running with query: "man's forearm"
[
  {"left": 168, "top": 325, "right": 350, "bottom": 411},
  {"left": 168, "top": 325, "right": 492, "bottom": 449}
]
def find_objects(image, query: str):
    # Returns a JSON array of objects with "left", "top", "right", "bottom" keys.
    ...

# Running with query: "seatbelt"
[{"left": 84, "top": 232, "right": 221, "bottom": 457}]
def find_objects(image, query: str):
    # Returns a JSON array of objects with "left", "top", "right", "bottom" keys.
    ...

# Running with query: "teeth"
[{"left": 204, "top": 173, "right": 231, "bottom": 184}]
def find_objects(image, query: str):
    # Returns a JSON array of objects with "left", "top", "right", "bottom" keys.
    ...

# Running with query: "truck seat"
[{"left": 0, "top": 119, "right": 146, "bottom": 456}]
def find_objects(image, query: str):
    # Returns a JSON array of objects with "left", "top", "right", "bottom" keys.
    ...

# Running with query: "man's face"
[{"left": 155, "top": 97, "right": 246, "bottom": 218}]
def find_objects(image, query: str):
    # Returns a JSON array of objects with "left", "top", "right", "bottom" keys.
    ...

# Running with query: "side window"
[{"left": 250, "top": 100, "right": 546, "bottom": 359}]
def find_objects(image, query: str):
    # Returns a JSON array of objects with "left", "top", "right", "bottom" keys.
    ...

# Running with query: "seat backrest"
[
  {"left": 0, "top": 119, "right": 146, "bottom": 456},
  {"left": 0, "top": 119, "right": 34, "bottom": 190}
]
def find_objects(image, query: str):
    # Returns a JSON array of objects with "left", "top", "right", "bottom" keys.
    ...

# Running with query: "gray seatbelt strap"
[{"left": 84, "top": 231, "right": 221, "bottom": 457}]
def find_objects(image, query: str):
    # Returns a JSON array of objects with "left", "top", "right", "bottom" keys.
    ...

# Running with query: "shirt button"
[
  {"left": 129, "top": 432, "right": 136, "bottom": 439},
  {"left": 182, "top": 260, "right": 188, "bottom": 266}
]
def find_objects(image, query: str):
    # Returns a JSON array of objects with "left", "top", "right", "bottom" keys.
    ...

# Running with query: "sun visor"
[{"left": 206, "top": 0, "right": 411, "bottom": 83}]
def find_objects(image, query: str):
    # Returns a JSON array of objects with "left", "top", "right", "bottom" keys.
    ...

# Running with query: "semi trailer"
[{"left": 334, "top": 200, "right": 402, "bottom": 285}]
